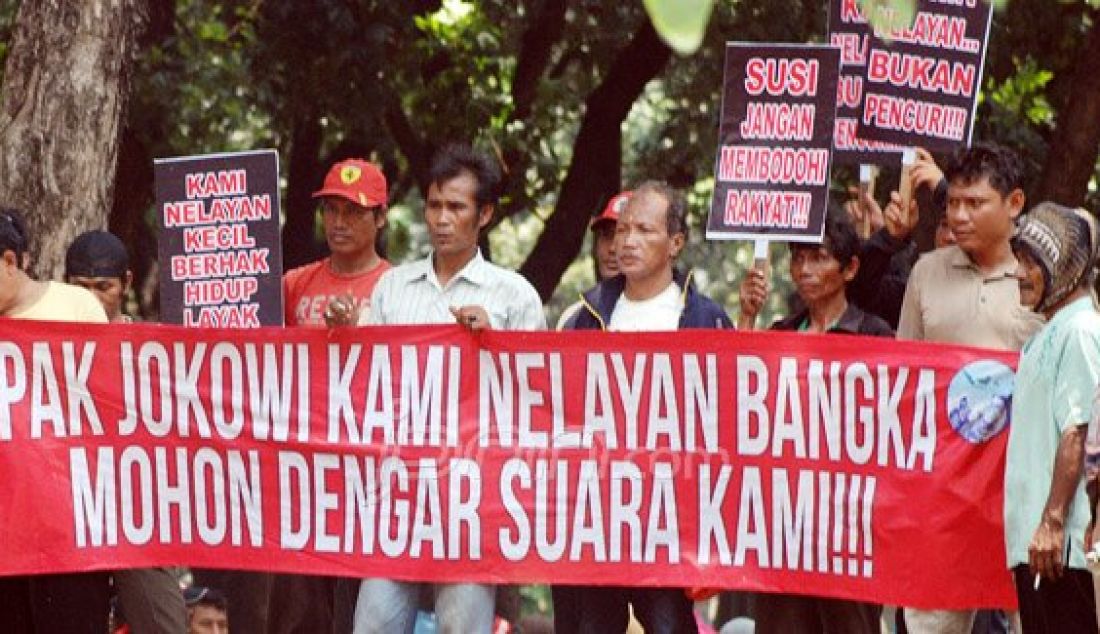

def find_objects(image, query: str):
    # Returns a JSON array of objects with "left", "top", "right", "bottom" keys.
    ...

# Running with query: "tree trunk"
[
  {"left": 109, "top": 127, "right": 156, "bottom": 316},
  {"left": 282, "top": 108, "right": 326, "bottom": 270},
  {"left": 1034, "top": 10, "right": 1100, "bottom": 207},
  {"left": 519, "top": 21, "right": 672, "bottom": 300},
  {"left": 0, "top": 0, "right": 148, "bottom": 280}
]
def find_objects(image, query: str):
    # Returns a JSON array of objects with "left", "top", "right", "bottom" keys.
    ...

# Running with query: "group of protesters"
[{"left": 1, "top": 139, "right": 1099, "bottom": 634}]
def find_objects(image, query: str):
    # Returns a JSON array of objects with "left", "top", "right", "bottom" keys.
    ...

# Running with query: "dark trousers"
[
  {"left": 1013, "top": 565, "right": 1098, "bottom": 634},
  {"left": 191, "top": 570, "right": 357, "bottom": 634},
  {"left": 0, "top": 572, "right": 110, "bottom": 633},
  {"left": 552, "top": 585, "right": 698, "bottom": 634},
  {"left": 114, "top": 567, "right": 187, "bottom": 634},
  {"left": 754, "top": 592, "right": 880, "bottom": 634}
]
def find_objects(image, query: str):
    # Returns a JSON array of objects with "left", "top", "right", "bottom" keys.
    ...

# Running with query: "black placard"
[
  {"left": 707, "top": 43, "right": 841, "bottom": 243},
  {"left": 155, "top": 150, "right": 283, "bottom": 327},
  {"left": 855, "top": 0, "right": 993, "bottom": 152},
  {"left": 827, "top": 0, "right": 905, "bottom": 165}
]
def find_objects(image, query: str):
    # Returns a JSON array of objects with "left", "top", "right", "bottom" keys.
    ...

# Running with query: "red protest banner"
[
  {"left": 0, "top": 318, "right": 1017, "bottom": 610},
  {"left": 854, "top": 0, "right": 993, "bottom": 151},
  {"left": 707, "top": 44, "right": 841, "bottom": 243}
]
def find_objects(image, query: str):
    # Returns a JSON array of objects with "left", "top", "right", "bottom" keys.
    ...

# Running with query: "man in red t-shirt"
[
  {"left": 283, "top": 158, "right": 391, "bottom": 326},
  {"left": 268, "top": 159, "right": 391, "bottom": 634}
]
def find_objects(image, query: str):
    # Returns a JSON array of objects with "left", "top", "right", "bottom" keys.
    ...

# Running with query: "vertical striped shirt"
[{"left": 368, "top": 250, "right": 546, "bottom": 330}]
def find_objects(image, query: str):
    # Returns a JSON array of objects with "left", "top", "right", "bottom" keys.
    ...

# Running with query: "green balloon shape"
[{"left": 643, "top": 0, "right": 716, "bottom": 55}]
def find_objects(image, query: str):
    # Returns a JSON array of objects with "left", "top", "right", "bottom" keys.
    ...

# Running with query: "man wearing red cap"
[
  {"left": 283, "top": 158, "right": 391, "bottom": 327},
  {"left": 264, "top": 159, "right": 391, "bottom": 634},
  {"left": 556, "top": 190, "right": 631, "bottom": 329}
]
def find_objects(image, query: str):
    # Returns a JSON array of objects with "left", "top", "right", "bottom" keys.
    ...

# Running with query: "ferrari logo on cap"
[{"left": 340, "top": 165, "right": 362, "bottom": 185}]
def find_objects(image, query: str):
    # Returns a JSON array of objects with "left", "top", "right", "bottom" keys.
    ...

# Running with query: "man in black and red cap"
[
  {"left": 283, "top": 158, "right": 391, "bottom": 327},
  {"left": 557, "top": 190, "right": 631, "bottom": 328},
  {"left": 192, "top": 159, "right": 392, "bottom": 634}
]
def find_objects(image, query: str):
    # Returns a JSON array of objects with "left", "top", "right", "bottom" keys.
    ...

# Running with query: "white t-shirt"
[{"left": 608, "top": 282, "right": 682, "bottom": 331}]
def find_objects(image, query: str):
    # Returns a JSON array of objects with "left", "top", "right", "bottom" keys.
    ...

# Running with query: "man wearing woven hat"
[
  {"left": 283, "top": 158, "right": 391, "bottom": 327},
  {"left": 1004, "top": 202, "right": 1100, "bottom": 633}
]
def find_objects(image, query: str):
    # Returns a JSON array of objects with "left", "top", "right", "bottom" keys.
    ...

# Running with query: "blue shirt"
[{"left": 1005, "top": 296, "right": 1100, "bottom": 570}]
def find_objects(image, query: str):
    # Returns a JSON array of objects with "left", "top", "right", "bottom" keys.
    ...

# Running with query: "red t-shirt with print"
[{"left": 283, "top": 257, "right": 391, "bottom": 326}]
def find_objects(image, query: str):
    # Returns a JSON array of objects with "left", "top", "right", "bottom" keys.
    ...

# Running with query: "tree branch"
[
  {"left": 518, "top": 19, "right": 672, "bottom": 300},
  {"left": 512, "top": 0, "right": 568, "bottom": 120},
  {"left": 383, "top": 102, "right": 433, "bottom": 195},
  {"left": 1035, "top": 9, "right": 1100, "bottom": 207}
]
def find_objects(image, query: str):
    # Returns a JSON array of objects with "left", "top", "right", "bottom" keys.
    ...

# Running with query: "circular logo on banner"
[{"left": 946, "top": 359, "right": 1015, "bottom": 444}]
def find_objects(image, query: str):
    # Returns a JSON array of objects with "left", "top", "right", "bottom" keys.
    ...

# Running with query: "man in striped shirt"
[{"left": 354, "top": 144, "right": 544, "bottom": 633}]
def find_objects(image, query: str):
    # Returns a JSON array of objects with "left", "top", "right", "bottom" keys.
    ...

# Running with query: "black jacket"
[
  {"left": 772, "top": 302, "right": 894, "bottom": 337},
  {"left": 566, "top": 271, "right": 733, "bottom": 331}
]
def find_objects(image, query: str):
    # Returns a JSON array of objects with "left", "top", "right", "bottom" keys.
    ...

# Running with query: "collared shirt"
[
  {"left": 369, "top": 250, "right": 546, "bottom": 329},
  {"left": 897, "top": 245, "right": 1043, "bottom": 350},
  {"left": 772, "top": 302, "right": 894, "bottom": 337},
  {"left": 1005, "top": 296, "right": 1100, "bottom": 570}
]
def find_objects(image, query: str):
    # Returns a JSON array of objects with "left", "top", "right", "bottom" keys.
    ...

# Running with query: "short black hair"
[
  {"left": 0, "top": 207, "right": 29, "bottom": 270},
  {"left": 183, "top": 586, "right": 228, "bottom": 612},
  {"left": 428, "top": 144, "right": 502, "bottom": 209},
  {"left": 789, "top": 204, "right": 860, "bottom": 269},
  {"left": 943, "top": 142, "right": 1024, "bottom": 198},
  {"left": 65, "top": 230, "right": 130, "bottom": 279},
  {"left": 632, "top": 180, "right": 688, "bottom": 237}
]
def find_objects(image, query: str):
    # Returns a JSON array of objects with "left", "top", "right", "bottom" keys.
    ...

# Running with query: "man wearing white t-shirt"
[{"left": 553, "top": 180, "right": 732, "bottom": 633}]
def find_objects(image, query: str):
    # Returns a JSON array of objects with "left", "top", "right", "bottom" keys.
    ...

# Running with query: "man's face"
[
  {"left": 934, "top": 216, "right": 956, "bottom": 249},
  {"left": 189, "top": 605, "right": 228, "bottom": 634},
  {"left": 1013, "top": 247, "right": 1045, "bottom": 310},
  {"left": 945, "top": 176, "right": 1022, "bottom": 258},
  {"left": 320, "top": 197, "right": 384, "bottom": 258},
  {"left": 425, "top": 171, "right": 491, "bottom": 259},
  {"left": 790, "top": 245, "right": 855, "bottom": 307},
  {"left": 67, "top": 273, "right": 131, "bottom": 321},
  {"left": 614, "top": 191, "right": 683, "bottom": 283},
  {"left": 592, "top": 222, "right": 618, "bottom": 280}
]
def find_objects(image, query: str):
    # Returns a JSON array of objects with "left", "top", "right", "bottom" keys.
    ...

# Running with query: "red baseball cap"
[
  {"left": 591, "top": 191, "right": 631, "bottom": 230},
  {"left": 312, "top": 159, "right": 388, "bottom": 209}
]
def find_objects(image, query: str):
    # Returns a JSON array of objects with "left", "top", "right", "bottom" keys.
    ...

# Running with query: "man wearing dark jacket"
[
  {"left": 742, "top": 206, "right": 893, "bottom": 340},
  {"left": 554, "top": 180, "right": 731, "bottom": 634},
  {"left": 738, "top": 207, "right": 887, "bottom": 633}
]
